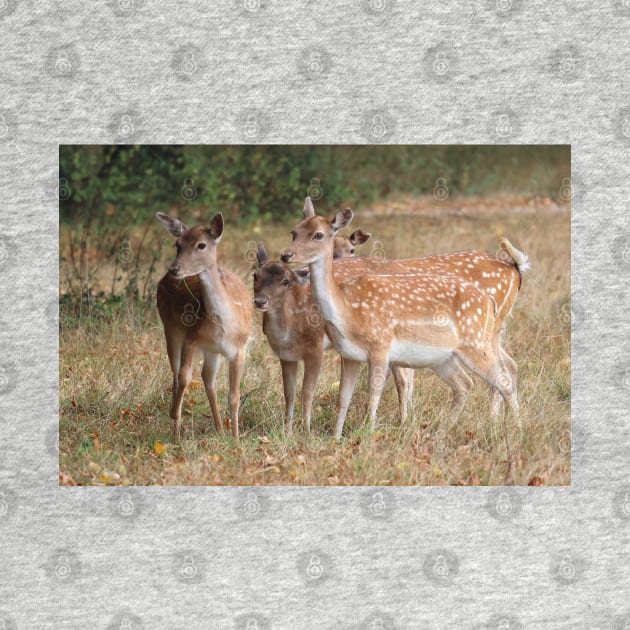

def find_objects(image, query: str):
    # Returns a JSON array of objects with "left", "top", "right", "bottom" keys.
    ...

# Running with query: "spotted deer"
[
  {"left": 301, "top": 197, "right": 527, "bottom": 418},
  {"left": 281, "top": 202, "right": 520, "bottom": 438},
  {"left": 156, "top": 212, "right": 251, "bottom": 439},
  {"left": 336, "top": 235, "right": 528, "bottom": 417},
  {"left": 333, "top": 229, "right": 371, "bottom": 259},
  {"left": 254, "top": 243, "right": 413, "bottom": 433}
]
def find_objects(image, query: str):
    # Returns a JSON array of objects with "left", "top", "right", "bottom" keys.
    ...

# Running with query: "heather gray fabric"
[{"left": 1, "top": 1, "right": 629, "bottom": 628}]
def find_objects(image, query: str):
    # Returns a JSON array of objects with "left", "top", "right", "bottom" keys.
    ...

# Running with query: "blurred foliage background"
[{"left": 60, "top": 145, "right": 570, "bottom": 226}]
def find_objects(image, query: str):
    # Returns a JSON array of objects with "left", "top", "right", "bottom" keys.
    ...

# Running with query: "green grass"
[{"left": 59, "top": 197, "right": 571, "bottom": 485}]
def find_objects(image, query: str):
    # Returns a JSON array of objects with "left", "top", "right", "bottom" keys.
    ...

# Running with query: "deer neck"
[
  {"left": 263, "top": 289, "right": 297, "bottom": 333},
  {"left": 196, "top": 264, "right": 231, "bottom": 319},
  {"left": 262, "top": 289, "right": 303, "bottom": 350},
  {"left": 308, "top": 246, "right": 349, "bottom": 332}
]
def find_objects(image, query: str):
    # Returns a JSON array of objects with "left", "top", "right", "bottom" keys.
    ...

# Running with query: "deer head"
[
  {"left": 333, "top": 229, "right": 372, "bottom": 259},
  {"left": 282, "top": 202, "right": 354, "bottom": 265},
  {"left": 253, "top": 242, "right": 309, "bottom": 311},
  {"left": 156, "top": 212, "right": 224, "bottom": 278}
]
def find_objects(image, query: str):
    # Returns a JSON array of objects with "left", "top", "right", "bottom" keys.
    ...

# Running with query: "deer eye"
[
  {"left": 313, "top": 232, "right": 324, "bottom": 240},
  {"left": 350, "top": 248, "right": 355, "bottom": 254},
  {"left": 197, "top": 242, "right": 206, "bottom": 250},
  {"left": 282, "top": 278, "right": 290, "bottom": 286},
  {"left": 291, "top": 230, "right": 297, "bottom": 241}
]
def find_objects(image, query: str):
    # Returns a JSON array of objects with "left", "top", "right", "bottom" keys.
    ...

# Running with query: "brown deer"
[
  {"left": 156, "top": 212, "right": 251, "bottom": 439},
  {"left": 333, "top": 229, "right": 371, "bottom": 259},
  {"left": 253, "top": 243, "right": 413, "bottom": 433},
  {"left": 281, "top": 202, "right": 520, "bottom": 438}
]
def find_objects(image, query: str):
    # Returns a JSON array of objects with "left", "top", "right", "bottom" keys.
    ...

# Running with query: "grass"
[{"left": 59, "top": 196, "right": 571, "bottom": 486}]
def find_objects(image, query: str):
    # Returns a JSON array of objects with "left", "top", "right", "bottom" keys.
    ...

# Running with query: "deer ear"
[
  {"left": 303, "top": 196, "right": 315, "bottom": 218},
  {"left": 257, "top": 241, "right": 269, "bottom": 267},
  {"left": 156, "top": 212, "right": 187, "bottom": 238},
  {"left": 207, "top": 213, "right": 224, "bottom": 242},
  {"left": 331, "top": 208, "right": 353, "bottom": 233},
  {"left": 350, "top": 229, "right": 371, "bottom": 246},
  {"left": 292, "top": 267, "right": 311, "bottom": 285}
]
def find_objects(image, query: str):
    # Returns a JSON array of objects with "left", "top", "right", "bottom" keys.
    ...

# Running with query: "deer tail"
[{"left": 496, "top": 225, "right": 530, "bottom": 273}]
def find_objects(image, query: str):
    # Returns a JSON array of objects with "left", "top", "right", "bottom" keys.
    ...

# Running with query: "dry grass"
[{"left": 59, "top": 199, "right": 571, "bottom": 486}]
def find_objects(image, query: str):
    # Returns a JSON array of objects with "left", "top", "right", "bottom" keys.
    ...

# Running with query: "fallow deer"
[
  {"left": 156, "top": 212, "right": 251, "bottom": 439},
  {"left": 299, "top": 198, "right": 528, "bottom": 418},
  {"left": 253, "top": 244, "right": 413, "bottom": 433},
  {"left": 335, "top": 241, "right": 528, "bottom": 416},
  {"left": 281, "top": 203, "right": 519, "bottom": 438}
]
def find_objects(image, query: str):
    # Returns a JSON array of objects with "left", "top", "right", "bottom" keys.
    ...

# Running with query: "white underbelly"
[
  {"left": 199, "top": 338, "right": 232, "bottom": 358},
  {"left": 330, "top": 334, "right": 369, "bottom": 362},
  {"left": 388, "top": 339, "right": 452, "bottom": 368}
]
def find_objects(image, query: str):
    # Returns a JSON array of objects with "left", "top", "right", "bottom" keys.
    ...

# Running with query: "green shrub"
[{"left": 60, "top": 145, "right": 570, "bottom": 227}]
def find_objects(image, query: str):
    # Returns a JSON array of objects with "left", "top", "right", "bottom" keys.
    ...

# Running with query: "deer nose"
[
  {"left": 253, "top": 296, "right": 268, "bottom": 310},
  {"left": 168, "top": 263, "right": 180, "bottom": 276},
  {"left": 281, "top": 250, "right": 293, "bottom": 263}
]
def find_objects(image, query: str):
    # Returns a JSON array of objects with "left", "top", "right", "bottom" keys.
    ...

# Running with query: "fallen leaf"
[
  {"left": 99, "top": 470, "right": 119, "bottom": 484},
  {"left": 153, "top": 441, "right": 167, "bottom": 456},
  {"left": 528, "top": 476, "right": 545, "bottom": 486}
]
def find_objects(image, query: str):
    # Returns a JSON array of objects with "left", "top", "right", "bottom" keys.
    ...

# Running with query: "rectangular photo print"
[{"left": 58, "top": 145, "right": 571, "bottom": 486}]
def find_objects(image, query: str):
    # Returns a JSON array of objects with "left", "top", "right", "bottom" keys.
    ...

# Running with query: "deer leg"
[
  {"left": 228, "top": 347, "right": 246, "bottom": 439},
  {"left": 457, "top": 345, "right": 518, "bottom": 416},
  {"left": 201, "top": 352, "right": 223, "bottom": 434},
  {"left": 335, "top": 358, "right": 362, "bottom": 439},
  {"left": 489, "top": 327, "right": 517, "bottom": 417},
  {"left": 280, "top": 359, "right": 298, "bottom": 433},
  {"left": 391, "top": 366, "right": 411, "bottom": 423},
  {"left": 432, "top": 358, "right": 473, "bottom": 426},
  {"left": 406, "top": 368, "right": 414, "bottom": 409},
  {"left": 171, "top": 342, "right": 195, "bottom": 440},
  {"left": 367, "top": 358, "right": 389, "bottom": 433},
  {"left": 491, "top": 347, "right": 519, "bottom": 418},
  {"left": 165, "top": 332, "right": 183, "bottom": 410},
  {"left": 301, "top": 352, "right": 323, "bottom": 434}
]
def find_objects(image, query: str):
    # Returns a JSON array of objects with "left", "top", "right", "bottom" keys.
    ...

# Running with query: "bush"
[{"left": 59, "top": 145, "right": 570, "bottom": 227}]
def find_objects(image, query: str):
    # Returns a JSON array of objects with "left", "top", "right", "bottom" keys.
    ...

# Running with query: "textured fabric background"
[{"left": 1, "top": 1, "right": 629, "bottom": 628}]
